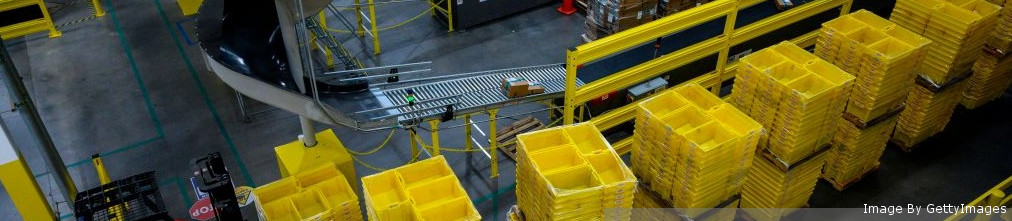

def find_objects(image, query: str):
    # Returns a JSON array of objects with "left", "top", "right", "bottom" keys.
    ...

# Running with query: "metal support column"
[
  {"left": 0, "top": 121, "right": 55, "bottom": 220},
  {"left": 300, "top": 116, "right": 318, "bottom": 147},
  {"left": 1, "top": 38, "right": 75, "bottom": 202},
  {"left": 488, "top": 109, "right": 499, "bottom": 178},
  {"left": 428, "top": 120, "right": 440, "bottom": 156},
  {"left": 563, "top": 50, "right": 578, "bottom": 125},
  {"left": 464, "top": 115, "right": 472, "bottom": 151},
  {"left": 712, "top": 0, "right": 740, "bottom": 94},
  {"left": 409, "top": 129, "right": 419, "bottom": 163}
]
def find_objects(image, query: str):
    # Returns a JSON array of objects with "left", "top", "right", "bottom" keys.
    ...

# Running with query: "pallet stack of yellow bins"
[
  {"left": 730, "top": 41, "right": 854, "bottom": 220},
  {"left": 963, "top": 51, "right": 1012, "bottom": 109},
  {"left": 360, "top": 156, "right": 480, "bottom": 221},
  {"left": 984, "top": 0, "right": 1012, "bottom": 52},
  {"left": 632, "top": 83, "right": 762, "bottom": 219},
  {"left": 814, "top": 11, "right": 930, "bottom": 190},
  {"left": 254, "top": 163, "right": 362, "bottom": 221},
  {"left": 515, "top": 123, "right": 636, "bottom": 221},
  {"left": 890, "top": 0, "right": 1000, "bottom": 149}
]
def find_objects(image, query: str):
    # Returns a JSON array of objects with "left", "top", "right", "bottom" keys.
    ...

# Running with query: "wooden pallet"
[
  {"left": 841, "top": 103, "right": 905, "bottom": 129},
  {"left": 495, "top": 116, "right": 543, "bottom": 162},
  {"left": 889, "top": 138, "right": 918, "bottom": 153},
  {"left": 757, "top": 144, "right": 831, "bottom": 172},
  {"left": 821, "top": 163, "right": 880, "bottom": 191}
]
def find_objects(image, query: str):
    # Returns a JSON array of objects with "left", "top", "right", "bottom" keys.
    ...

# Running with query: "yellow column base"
[
  {"left": 275, "top": 129, "right": 357, "bottom": 190},
  {"left": 0, "top": 159, "right": 55, "bottom": 220},
  {"left": 176, "top": 0, "right": 203, "bottom": 16}
]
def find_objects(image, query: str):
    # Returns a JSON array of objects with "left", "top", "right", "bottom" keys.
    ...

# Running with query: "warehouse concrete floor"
[{"left": 0, "top": 0, "right": 1009, "bottom": 220}]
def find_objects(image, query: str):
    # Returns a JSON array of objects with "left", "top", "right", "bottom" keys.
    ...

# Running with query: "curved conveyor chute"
[{"left": 196, "top": 0, "right": 581, "bottom": 131}]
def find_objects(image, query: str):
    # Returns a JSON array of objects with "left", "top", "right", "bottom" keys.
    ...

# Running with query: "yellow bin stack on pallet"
[
  {"left": 814, "top": 11, "right": 929, "bottom": 190},
  {"left": 631, "top": 184, "right": 739, "bottom": 221},
  {"left": 740, "top": 149, "right": 828, "bottom": 221},
  {"left": 985, "top": 0, "right": 1012, "bottom": 52},
  {"left": 890, "top": 0, "right": 1000, "bottom": 149},
  {"left": 730, "top": 42, "right": 854, "bottom": 165},
  {"left": 515, "top": 123, "right": 636, "bottom": 221},
  {"left": 360, "top": 156, "right": 480, "bottom": 221},
  {"left": 254, "top": 163, "right": 362, "bottom": 221},
  {"left": 963, "top": 52, "right": 1012, "bottom": 109},
  {"left": 823, "top": 113, "right": 899, "bottom": 191},
  {"left": 893, "top": 76, "right": 969, "bottom": 150},
  {"left": 816, "top": 10, "right": 931, "bottom": 123},
  {"left": 632, "top": 83, "right": 762, "bottom": 218},
  {"left": 731, "top": 42, "right": 851, "bottom": 220},
  {"left": 892, "top": 0, "right": 1000, "bottom": 84}
]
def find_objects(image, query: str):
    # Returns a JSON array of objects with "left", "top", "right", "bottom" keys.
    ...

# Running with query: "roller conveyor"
[{"left": 375, "top": 64, "right": 580, "bottom": 123}]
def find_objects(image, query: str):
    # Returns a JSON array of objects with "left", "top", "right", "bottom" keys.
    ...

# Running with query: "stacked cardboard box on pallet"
[
  {"left": 360, "top": 156, "right": 480, "bottom": 221},
  {"left": 632, "top": 83, "right": 762, "bottom": 218},
  {"left": 963, "top": 51, "right": 1012, "bottom": 109},
  {"left": 514, "top": 123, "right": 636, "bottom": 221},
  {"left": 890, "top": 0, "right": 1000, "bottom": 148},
  {"left": 584, "top": 0, "right": 657, "bottom": 41},
  {"left": 814, "top": 11, "right": 930, "bottom": 189},
  {"left": 254, "top": 163, "right": 362, "bottom": 221},
  {"left": 985, "top": 0, "right": 1012, "bottom": 52},
  {"left": 730, "top": 42, "right": 854, "bottom": 220}
]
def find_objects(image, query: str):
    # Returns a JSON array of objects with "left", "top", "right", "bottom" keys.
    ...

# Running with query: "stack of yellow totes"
[
  {"left": 823, "top": 113, "right": 899, "bottom": 191},
  {"left": 633, "top": 83, "right": 762, "bottom": 218},
  {"left": 631, "top": 184, "right": 739, "bottom": 221},
  {"left": 985, "top": 0, "right": 1012, "bottom": 52},
  {"left": 816, "top": 10, "right": 931, "bottom": 123},
  {"left": 515, "top": 123, "right": 637, "bottom": 221},
  {"left": 730, "top": 42, "right": 854, "bottom": 164},
  {"left": 740, "top": 148, "right": 828, "bottom": 221},
  {"left": 963, "top": 51, "right": 1012, "bottom": 109},
  {"left": 360, "top": 156, "right": 480, "bottom": 221},
  {"left": 893, "top": 76, "right": 969, "bottom": 150},
  {"left": 891, "top": 0, "right": 999, "bottom": 84},
  {"left": 254, "top": 163, "right": 362, "bottom": 221}
]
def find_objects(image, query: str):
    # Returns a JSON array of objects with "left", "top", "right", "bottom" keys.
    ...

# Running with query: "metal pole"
[
  {"left": 300, "top": 116, "right": 317, "bottom": 147},
  {"left": 0, "top": 39, "right": 77, "bottom": 203}
]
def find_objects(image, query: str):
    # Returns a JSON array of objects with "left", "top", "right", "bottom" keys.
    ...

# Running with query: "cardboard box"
[
  {"left": 528, "top": 81, "right": 546, "bottom": 95},
  {"left": 502, "top": 78, "right": 530, "bottom": 98}
]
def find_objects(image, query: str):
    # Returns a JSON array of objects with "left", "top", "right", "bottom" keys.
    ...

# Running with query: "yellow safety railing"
[
  {"left": 353, "top": 0, "right": 382, "bottom": 54},
  {"left": 564, "top": 0, "right": 853, "bottom": 155},
  {"left": 0, "top": 0, "right": 62, "bottom": 40},
  {"left": 946, "top": 175, "right": 1012, "bottom": 221},
  {"left": 429, "top": 0, "right": 454, "bottom": 32}
]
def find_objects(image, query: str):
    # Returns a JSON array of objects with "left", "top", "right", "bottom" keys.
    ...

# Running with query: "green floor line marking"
[
  {"left": 174, "top": 177, "right": 194, "bottom": 205},
  {"left": 59, "top": 213, "right": 72, "bottom": 220},
  {"left": 105, "top": 0, "right": 165, "bottom": 138},
  {"left": 65, "top": 136, "right": 162, "bottom": 168},
  {"left": 152, "top": 0, "right": 255, "bottom": 187},
  {"left": 473, "top": 183, "right": 516, "bottom": 205},
  {"left": 34, "top": 136, "right": 162, "bottom": 177}
]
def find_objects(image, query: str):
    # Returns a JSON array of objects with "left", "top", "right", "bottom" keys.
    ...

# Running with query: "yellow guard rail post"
[
  {"left": 429, "top": 0, "right": 454, "bottom": 32},
  {"left": 946, "top": 175, "right": 1012, "bottom": 221},
  {"left": 0, "top": 0, "right": 62, "bottom": 40},
  {"left": 353, "top": 0, "right": 382, "bottom": 54},
  {"left": 565, "top": 0, "right": 853, "bottom": 155}
]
